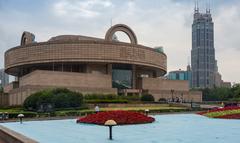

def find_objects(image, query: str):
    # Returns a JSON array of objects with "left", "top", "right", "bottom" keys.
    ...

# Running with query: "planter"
[{"left": 76, "top": 110, "right": 155, "bottom": 125}]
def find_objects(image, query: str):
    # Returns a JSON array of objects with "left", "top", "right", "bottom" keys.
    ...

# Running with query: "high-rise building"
[
  {"left": 191, "top": 3, "right": 215, "bottom": 88},
  {"left": 214, "top": 60, "right": 222, "bottom": 87},
  {"left": 0, "top": 69, "right": 9, "bottom": 88}
]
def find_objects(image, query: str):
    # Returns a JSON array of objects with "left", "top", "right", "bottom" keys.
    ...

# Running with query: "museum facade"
[{"left": 4, "top": 24, "right": 201, "bottom": 106}]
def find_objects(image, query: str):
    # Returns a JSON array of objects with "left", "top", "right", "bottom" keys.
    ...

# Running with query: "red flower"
[
  {"left": 217, "top": 114, "right": 240, "bottom": 119},
  {"left": 197, "top": 106, "right": 240, "bottom": 119},
  {"left": 76, "top": 110, "right": 155, "bottom": 125},
  {"left": 197, "top": 106, "right": 240, "bottom": 115}
]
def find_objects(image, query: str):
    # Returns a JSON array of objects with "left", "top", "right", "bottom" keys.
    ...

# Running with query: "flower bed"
[
  {"left": 217, "top": 114, "right": 240, "bottom": 119},
  {"left": 76, "top": 110, "right": 155, "bottom": 125},
  {"left": 197, "top": 106, "right": 240, "bottom": 119}
]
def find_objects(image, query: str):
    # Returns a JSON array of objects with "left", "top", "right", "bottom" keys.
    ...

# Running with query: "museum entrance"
[{"left": 112, "top": 64, "right": 133, "bottom": 89}]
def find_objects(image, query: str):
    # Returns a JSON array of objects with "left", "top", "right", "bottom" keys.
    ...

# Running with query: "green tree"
[
  {"left": 23, "top": 88, "right": 83, "bottom": 111},
  {"left": 231, "top": 84, "right": 240, "bottom": 99},
  {"left": 202, "top": 86, "right": 233, "bottom": 101}
]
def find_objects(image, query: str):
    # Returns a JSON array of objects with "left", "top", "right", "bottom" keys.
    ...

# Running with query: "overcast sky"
[{"left": 0, "top": 0, "right": 240, "bottom": 83}]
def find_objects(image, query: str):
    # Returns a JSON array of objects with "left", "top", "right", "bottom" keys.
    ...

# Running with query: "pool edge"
[{"left": 0, "top": 125, "right": 38, "bottom": 143}]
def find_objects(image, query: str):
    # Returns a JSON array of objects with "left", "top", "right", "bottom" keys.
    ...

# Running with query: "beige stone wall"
[
  {"left": 3, "top": 83, "right": 14, "bottom": 93},
  {"left": 7, "top": 70, "right": 117, "bottom": 106},
  {"left": 5, "top": 41, "right": 167, "bottom": 76},
  {"left": 0, "top": 93, "right": 9, "bottom": 107},
  {"left": 19, "top": 70, "right": 112, "bottom": 88},
  {"left": 138, "top": 77, "right": 202, "bottom": 102},
  {"left": 148, "top": 90, "right": 202, "bottom": 102},
  {"left": 140, "top": 77, "right": 189, "bottom": 91},
  {"left": 8, "top": 85, "right": 117, "bottom": 106}
]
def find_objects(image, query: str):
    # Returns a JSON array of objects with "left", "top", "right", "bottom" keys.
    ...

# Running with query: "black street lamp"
[
  {"left": 17, "top": 114, "right": 24, "bottom": 124},
  {"left": 105, "top": 120, "right": 117, "bottom": 140},
  {"left": 145, "top": 109, "right": 149, "bottom": 116}
]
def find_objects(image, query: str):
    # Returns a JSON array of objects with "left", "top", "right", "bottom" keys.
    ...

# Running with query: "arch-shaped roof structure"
[
  {"left": 105, "top": 24, "right": 138, "bottom": 45},
  {"left": 20, "top": 31, "right": 35, "bottom": 46}
]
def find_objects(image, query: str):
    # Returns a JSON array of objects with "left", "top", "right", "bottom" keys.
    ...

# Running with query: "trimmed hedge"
[
  {"left": 8, "top": 112, "right": 37, "bottom": 118},
  {"left": 84, "top": 94, "right": 140, "bottom": 103},
  {"left": 85, "top": 99, "right": 128, "bottom": 103},
  {"left": 141, "top": 94, "right": 155, "bottom": 102},
  {"left": 23, "top": 88, "right": 84, "bottom": 111}
]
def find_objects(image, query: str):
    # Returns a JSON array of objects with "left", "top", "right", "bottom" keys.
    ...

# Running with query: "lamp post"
[
  {"left": 105, "top": 120, "right": 117, "bottom": 140},
  {"left": 145, "top": 109, "right": 149, "bottom": 116},
  {"left": 17, "top": 114, "right": 24, "bottom": 124}
]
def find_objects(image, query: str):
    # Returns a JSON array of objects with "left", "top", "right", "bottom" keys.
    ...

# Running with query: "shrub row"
[
  {"left": 2, "top": 108, "right": 190, "bottom": 119},
  {"left": 8, "top": 112, "right": 37, "bottom": 118},
  {"left": 140, "top": 94, "right": 155, "bottom": 102},
  {"left": 84, "top": 94, "right": 140, "bottom": 101},
  {"left": 85, "top": 99, "right": 128, "bottom": 103},
  {"left": 23, "top": 88, "right": 84, "bottom": 111},
  {"left": 84, "top": 93, "right": 155, "bottom": 103}
]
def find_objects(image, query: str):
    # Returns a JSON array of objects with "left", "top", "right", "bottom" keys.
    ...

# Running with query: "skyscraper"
[
  {"left": 191, "top": 3, "right": 215, "bottom": 88},
  {"left": 0, "top": 68, "right": 9, "bottom": 88}
]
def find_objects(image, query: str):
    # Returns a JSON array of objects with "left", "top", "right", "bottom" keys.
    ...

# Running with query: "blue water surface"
[{"left": 1, "top": 114, "right": 240, "bottom": 143}]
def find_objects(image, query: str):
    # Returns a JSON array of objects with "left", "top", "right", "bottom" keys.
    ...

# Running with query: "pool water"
[{"left": 1, "top": 114, "right": 240, "bottom": 143}]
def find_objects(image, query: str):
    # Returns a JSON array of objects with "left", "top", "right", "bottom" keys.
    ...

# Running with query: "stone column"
[
  {"left": 86, "top": 64, "right": 91, "bottom": 73},
  {"left": 132, "top": 65, "right": 136, "bottom": 89},
  {"left": 107, "top": 64, "right": 112, "bottom": 75}
]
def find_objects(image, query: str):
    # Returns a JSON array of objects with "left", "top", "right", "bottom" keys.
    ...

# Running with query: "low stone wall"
[
  {"left": 0, "top": 125, "right": 37, "bottom": 143},
  {"left": 148, "top": 90, "right": 202, "bottom": 102},
  {"left": 19, "top": 70, "right": 113, "bottom": 89},
  {"left": 139, "top": 77, "right": 189, "bottom": 91},
  {"left": 7, "top": 70, "right": 118, "bottom": 106},
  {"left": 8, "top": 85, "right": 117, "bottom": 106}
]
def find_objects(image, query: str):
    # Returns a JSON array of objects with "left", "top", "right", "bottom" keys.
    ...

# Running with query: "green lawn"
[
  {"left": 0, "top": 105, "right": 189, "bottom": 118},
  {"left": 204, "top": 109, "right": 240, "bottom": 118},
  {"left": 0, "top": 107, "right": 23, "bottom": 113},
  {"left": 90, "top": 106, "right": 186, "bottom": 111},
  {"left": 55, "top": 106, "right": 189, "bottom": 116}
]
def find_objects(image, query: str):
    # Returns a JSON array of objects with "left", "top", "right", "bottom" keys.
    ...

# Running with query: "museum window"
[{"left": 112, "top": 64, "right": 132, "bottom": 89}]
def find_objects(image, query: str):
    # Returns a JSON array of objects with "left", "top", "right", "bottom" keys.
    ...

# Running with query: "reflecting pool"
[{"left": 1, "top": 114, "right": 240, "bottom": 143}]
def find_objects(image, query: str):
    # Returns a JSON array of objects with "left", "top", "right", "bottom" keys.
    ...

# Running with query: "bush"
[
  {"left": 8, "top": 112, "right": 37, "bottom": 118},
  {"left": 85, "top": 99, "right": 128, "bottom": 103},
  {"left": 159, "top": 98, "right": 167, "bottom": 103},
  {"left": 84, "top": 94, "right": 118, "bottom": 100},
  {"left": 23, "top": 88, "right": 84, "bottom": 111},
  {"left": 84, "top": 93, "right": 140, "bottom": 103},
  {"left": 141, "top": 94, "right": 155, "bottom": 102}
]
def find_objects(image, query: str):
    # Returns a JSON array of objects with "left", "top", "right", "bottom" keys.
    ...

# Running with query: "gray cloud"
[
  {"left": 0, "top": 0, "right": 239, "bottom": 83},
  {"left": 52, "top": 0, "right": 113, "bottom": 18}
]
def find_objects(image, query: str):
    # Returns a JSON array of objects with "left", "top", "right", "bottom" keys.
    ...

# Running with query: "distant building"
[
  {"left": 154, "top": 46, "right": 164, "bottom": 53},
  {"left": 0, "top": 69, "right": 9, "bottom": 88},
  {"left": 214, "top": 60, "right": 222, "bottom": 87},
  {"left": 190, "top": 3, "right": 231, "bottom": 89},
  {"left": 214, "top": 60, "right": 231, "bottom": 88},
  {"left": 167, "top": 65, "right": 192, "bottom": 88},
  {"left": 191, "top": 5, "right": 216, "bottom": 88},
  {"left": 214, "top": 72, "right": 222, "bottom": 87},
  {"left": 221, "top": 82, "right": 231, "bottom": 88}
]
